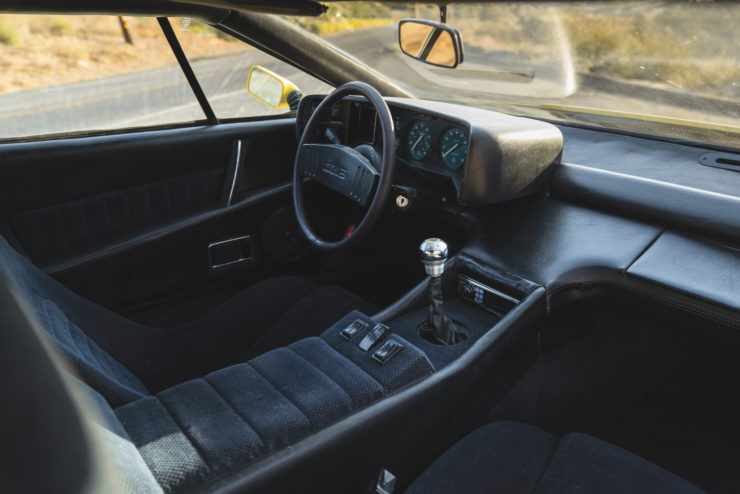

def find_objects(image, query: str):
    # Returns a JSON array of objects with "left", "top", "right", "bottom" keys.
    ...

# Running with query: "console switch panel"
[
  {"left": 340, "top": 319, "right": 369, "bottom": 340},
  {"left": 372, "top": 339, "right": 404, "bottom": 364},
  {"left": 359, "top": 323, "right": 390, "bottom": 351}
]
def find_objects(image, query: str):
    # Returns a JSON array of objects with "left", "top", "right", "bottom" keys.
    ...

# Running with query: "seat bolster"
[
  {"left": 536, "top": 432, "right": 705, "bottom": 494},
  {"left": 241, "top": 286, "right": 378, "bottom": 359},
  {"left": 116, "top": 396, "right": 211, "bottom": 493},
  {"left": 69, "top": 377, "right": 164, "bottom": 494},
  {"left": 404, "top": 421, "right": 558, "bottom": 494},
  {"left": 116, "top": 333, "right": 427, "bottom": 493},
  {"left": 289, "top": 337, "right": 385, "bottom": 409},
  {"left": 404, "top": 422, "right": 706, "bottom": 494}
]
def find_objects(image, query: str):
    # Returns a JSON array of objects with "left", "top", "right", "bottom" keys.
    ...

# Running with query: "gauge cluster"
[
  {"left": 297, "top": 94, "right": 562, "bottom": 206},
  {"left": 394, "top": 108, "right": 470, "bottom": 177},
  {"left": 297, "top": 95, "right": 470, "bottom": 180}
]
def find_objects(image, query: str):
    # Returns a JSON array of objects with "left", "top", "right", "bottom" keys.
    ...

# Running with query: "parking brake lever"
[{"left": 418, "top": 238, "right": 468, "bottom": 345}]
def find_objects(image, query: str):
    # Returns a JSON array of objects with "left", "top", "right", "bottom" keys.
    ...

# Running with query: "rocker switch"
[
  {"left": 372, "top": 339, "right": 404, "bottom": 364},
  {"left": 340, "top": 320, "right": 368, "bottom": 341},
  {"left": 358, "top": 323, "right": 390, "bottom": 351}
]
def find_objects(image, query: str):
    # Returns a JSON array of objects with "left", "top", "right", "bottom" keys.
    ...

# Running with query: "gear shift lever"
[{"left": 418, "top": 238, "right": 468, "bottom": 345}]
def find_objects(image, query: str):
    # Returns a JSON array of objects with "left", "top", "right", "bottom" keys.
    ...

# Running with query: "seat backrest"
[{"left": 0, "top": 235, "right": 149, "bottom": 406}]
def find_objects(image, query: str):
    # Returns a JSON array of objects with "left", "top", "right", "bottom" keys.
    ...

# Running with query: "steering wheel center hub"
[{"left": 292, "top": 82, "right": 396, "bottom": 252}]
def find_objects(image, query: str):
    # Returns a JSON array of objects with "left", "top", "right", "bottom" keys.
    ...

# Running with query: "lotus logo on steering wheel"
[{"left": 322, "top": 161, "right": 347, "bottom": 179}]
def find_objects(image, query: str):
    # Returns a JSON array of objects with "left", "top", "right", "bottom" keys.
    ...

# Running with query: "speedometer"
[
  {"left": 406, "top": 120, "right": 431, "bottom": 160},
  {"left": 440, "top": 127, "right": 468, "bottom": 170}
]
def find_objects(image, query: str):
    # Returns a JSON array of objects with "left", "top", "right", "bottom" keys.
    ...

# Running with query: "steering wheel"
[{"left": 292, "top": 82, "right": 396, "bottom": 252}]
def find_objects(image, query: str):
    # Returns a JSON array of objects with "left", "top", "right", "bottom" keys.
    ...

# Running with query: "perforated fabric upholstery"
[
  {"left": 1, "top": 235, "right": 152, "bottom": 406},
  {"left": 240, "top": 288, "right": 381, "bottom": 360},
  {"left": 404, "top": 421, "right": 705, "bottom": 494},
  {"left": 0, "top": 234, "right": 434, "bottom": 493},
  {"left": 70, "top": 377, "right": 164, "bottom": 494},
  {"left": 42, "top": 298, "right": 149, "bottom": 404},
  {"left": 0, "top": 235, "right": 376, "bottom": 404},
  {"left": 116, "top": 336, "right": 433, "bottom": 493}
]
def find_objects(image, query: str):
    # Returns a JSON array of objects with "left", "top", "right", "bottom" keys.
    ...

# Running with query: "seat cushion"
[
  {"left": 157, "top": 276, "right": 378, "bottom": 389},
  {"left": 404, "top": 421, "right": 704, "bottom": 494},
  {"left": 116, "top": 334, "right": 433, "bottom": 493},
  {"left": 0, "top": 230, "right": 377, "bottom": 402},
  {"left": 234, "top": 283, "right": 379, "bottom": 360}
]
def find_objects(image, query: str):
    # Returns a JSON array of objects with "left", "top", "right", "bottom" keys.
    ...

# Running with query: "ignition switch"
[{"left": 391, "top": 185, "right": 416, "bottom": 210}]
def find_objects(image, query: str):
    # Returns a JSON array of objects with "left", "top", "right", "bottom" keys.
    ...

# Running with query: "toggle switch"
[
  {"left": 340, "top": 319, "right": 368, "bottom": 340},
  {"left": 358, "top": 323, "right": 390, "bottom": 351},
  {"left": 372, "top": 339, "right": 404, "bottom": 364}
]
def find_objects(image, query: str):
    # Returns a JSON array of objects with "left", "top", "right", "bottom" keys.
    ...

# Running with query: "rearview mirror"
[
  {"left": 398, "top": 19, "right": 464, "bottom": 69},
  {"left": 247, "top": 66, "right": 300, "bottom": 109}
]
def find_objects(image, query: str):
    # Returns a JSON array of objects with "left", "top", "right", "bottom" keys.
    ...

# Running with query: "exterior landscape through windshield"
[
  {"left": 300, "top": 2, "right": 740, "bottom": 148},
  {"left": 0, "top": 2, "right": 738, "bottom": 147}
]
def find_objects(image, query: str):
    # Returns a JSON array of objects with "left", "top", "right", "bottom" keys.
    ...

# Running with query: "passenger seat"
[{"left": 404, "top": 421, "right": 704, "bottom": 494}]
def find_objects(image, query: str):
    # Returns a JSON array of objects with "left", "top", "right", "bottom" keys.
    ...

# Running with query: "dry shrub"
[{"left": 0, "top": 21, "right": 21, "bottom": 46}]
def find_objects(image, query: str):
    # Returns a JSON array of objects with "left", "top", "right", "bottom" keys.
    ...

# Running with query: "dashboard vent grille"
[{"left": 699, "top": 152, "right": 740, "bottom": 172}]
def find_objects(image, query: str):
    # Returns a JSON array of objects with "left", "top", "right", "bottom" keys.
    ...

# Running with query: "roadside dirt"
[{"left": 0, "top": 15, "right": 250, "bottom": 95}]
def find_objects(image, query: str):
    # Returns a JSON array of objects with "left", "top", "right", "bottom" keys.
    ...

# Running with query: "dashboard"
[
  {"left": 297, "top": 95, "right": 563, "bottom": 205},
  {"left": 298, "top": 95, "right": 471, "bottom": 180}
]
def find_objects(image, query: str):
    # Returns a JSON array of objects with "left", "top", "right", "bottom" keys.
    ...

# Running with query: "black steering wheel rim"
[{"left": 292, "top": 82, "right": 396, "bottom": 252}]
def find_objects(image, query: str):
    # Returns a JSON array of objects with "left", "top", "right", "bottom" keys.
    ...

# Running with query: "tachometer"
[
  {"left": 406, "top": 120, "right": 431, "bottom": 160},
  {"left": 440, "top": 127, "right": 468, "bottom": 170}
]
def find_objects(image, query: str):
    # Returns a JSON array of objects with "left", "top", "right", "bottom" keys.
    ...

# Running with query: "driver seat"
[{"left": 0, "top": 234, "right": 376, "bottom": 405}]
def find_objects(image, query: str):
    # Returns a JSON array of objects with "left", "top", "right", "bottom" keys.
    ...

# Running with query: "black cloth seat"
[
  {"left": 0, "top": 235, "right": 375, "bottom": 403},
  {"left": 0, "top": 233, "right": 434, "bottom": 493},
  {"left": 115, "top": 324, "right": 433, "bottom": 493},
  {"left": 71, "top": 312, "right": 433, "bottom": 493},
  {"left": 405, "top": 421, "right": 704, "bottom": 494}
]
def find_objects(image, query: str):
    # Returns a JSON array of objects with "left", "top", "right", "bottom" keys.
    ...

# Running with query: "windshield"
[{"left": 288, "top": 2, "right": 740, "bottom": 148}]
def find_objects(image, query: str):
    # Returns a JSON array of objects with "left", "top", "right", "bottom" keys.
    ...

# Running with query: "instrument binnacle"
[{"left": 297, "top": 94, "right": 562, "bottom": 206}]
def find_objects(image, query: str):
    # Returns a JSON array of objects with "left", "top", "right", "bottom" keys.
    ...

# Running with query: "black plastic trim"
[
  {"left": 699, "top": 151, "right": 740, "bottom": 173},
  {"left": 552, "top": 162, "right": 740, "bottom": 244},
  {"left": 0, "top": 119, "right": 294, "bottom": 161},
  {"left": 158, "top": 17, "right": 218, "bottom": 125}
]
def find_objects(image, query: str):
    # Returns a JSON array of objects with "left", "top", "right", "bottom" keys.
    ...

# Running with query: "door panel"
[
  {"left": 50, "top": 186, "right": 292, "bottom": 311},
  {"left": 0, "top": 119, "right": 298, "bottom": 310},
  {"left": 13, "top": 166, "right": 226, "bottom": 267}
]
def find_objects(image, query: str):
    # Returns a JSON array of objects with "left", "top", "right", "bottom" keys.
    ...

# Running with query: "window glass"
[
  {"left": 0, "top": 15, "right": 206, "bottom": 140},
  {"left": 173, "top": 18, "right": 333, "bottom": 119},
  {"left": 291, "top": 2, "right": 740, "bottom": 148}
]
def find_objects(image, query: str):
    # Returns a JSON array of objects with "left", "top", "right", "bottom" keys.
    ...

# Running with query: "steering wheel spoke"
[
  {"left": 293, "top": 82, "right": 396, "bottom": 251},
  {"left": 302, "top": 144, "right": 379, "bottom": 206}
]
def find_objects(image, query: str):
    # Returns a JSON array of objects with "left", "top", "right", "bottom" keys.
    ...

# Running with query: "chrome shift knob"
[{"left": 420, "top": 238, "right": 448, "bottom": 278}]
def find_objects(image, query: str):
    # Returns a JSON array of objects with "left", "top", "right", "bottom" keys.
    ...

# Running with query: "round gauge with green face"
[
  {"left": 440, "top": 127, "right": 468, "bottom": 170},
  {"left": 406, "top": 120, "right": 432, "bottom": 160}
]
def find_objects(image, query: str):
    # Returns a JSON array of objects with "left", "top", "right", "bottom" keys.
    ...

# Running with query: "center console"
[{"left": 179, "top": 237, "right": 546, "bottom": 494}]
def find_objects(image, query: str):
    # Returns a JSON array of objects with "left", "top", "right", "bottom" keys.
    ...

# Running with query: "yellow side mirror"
[{"left": 247, "top": 66, "right": 299, "bottom": 109}]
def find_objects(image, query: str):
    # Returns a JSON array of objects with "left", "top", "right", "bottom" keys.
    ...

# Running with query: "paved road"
[
  {"left": 1, "top": 25, "right": 738, "bottom": 140},
  {"left": 0, "top": 45, "right": 332, "bottom": 139}
]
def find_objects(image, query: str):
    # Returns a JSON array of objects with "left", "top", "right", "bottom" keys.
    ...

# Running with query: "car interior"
[{"left": 2, "top": 1, "right": 740, "bottom": 494}]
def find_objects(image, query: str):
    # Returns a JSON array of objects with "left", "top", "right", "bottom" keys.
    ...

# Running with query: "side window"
[
  {"left": 0, "top": 15, "right": 207, "bottom": 140},
  {"left": 0, "top": 15, "right": 332, "bottom": 141},
  {"left": 173, "top": 18, "right": 333, "bottom": 119}
]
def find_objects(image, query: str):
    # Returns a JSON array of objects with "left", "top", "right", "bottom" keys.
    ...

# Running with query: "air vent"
[{"left": 699, "top": 152, "right": 740, "bottom": 172}]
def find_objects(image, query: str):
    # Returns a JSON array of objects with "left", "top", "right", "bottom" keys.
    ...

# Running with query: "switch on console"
[
  {"left": 340, "top": 319, "right": 369, "bottom": 340},
  {"left": 358, "top": 323, "right": 390, "bottom": 351},
  {"left": 372, "top": 339, "right": 404, "bottom": 364}
]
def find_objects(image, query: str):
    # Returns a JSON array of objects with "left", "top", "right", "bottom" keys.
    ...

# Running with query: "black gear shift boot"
[{"left": 418, "top": 277, "right": 469, "bottom": 345}]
